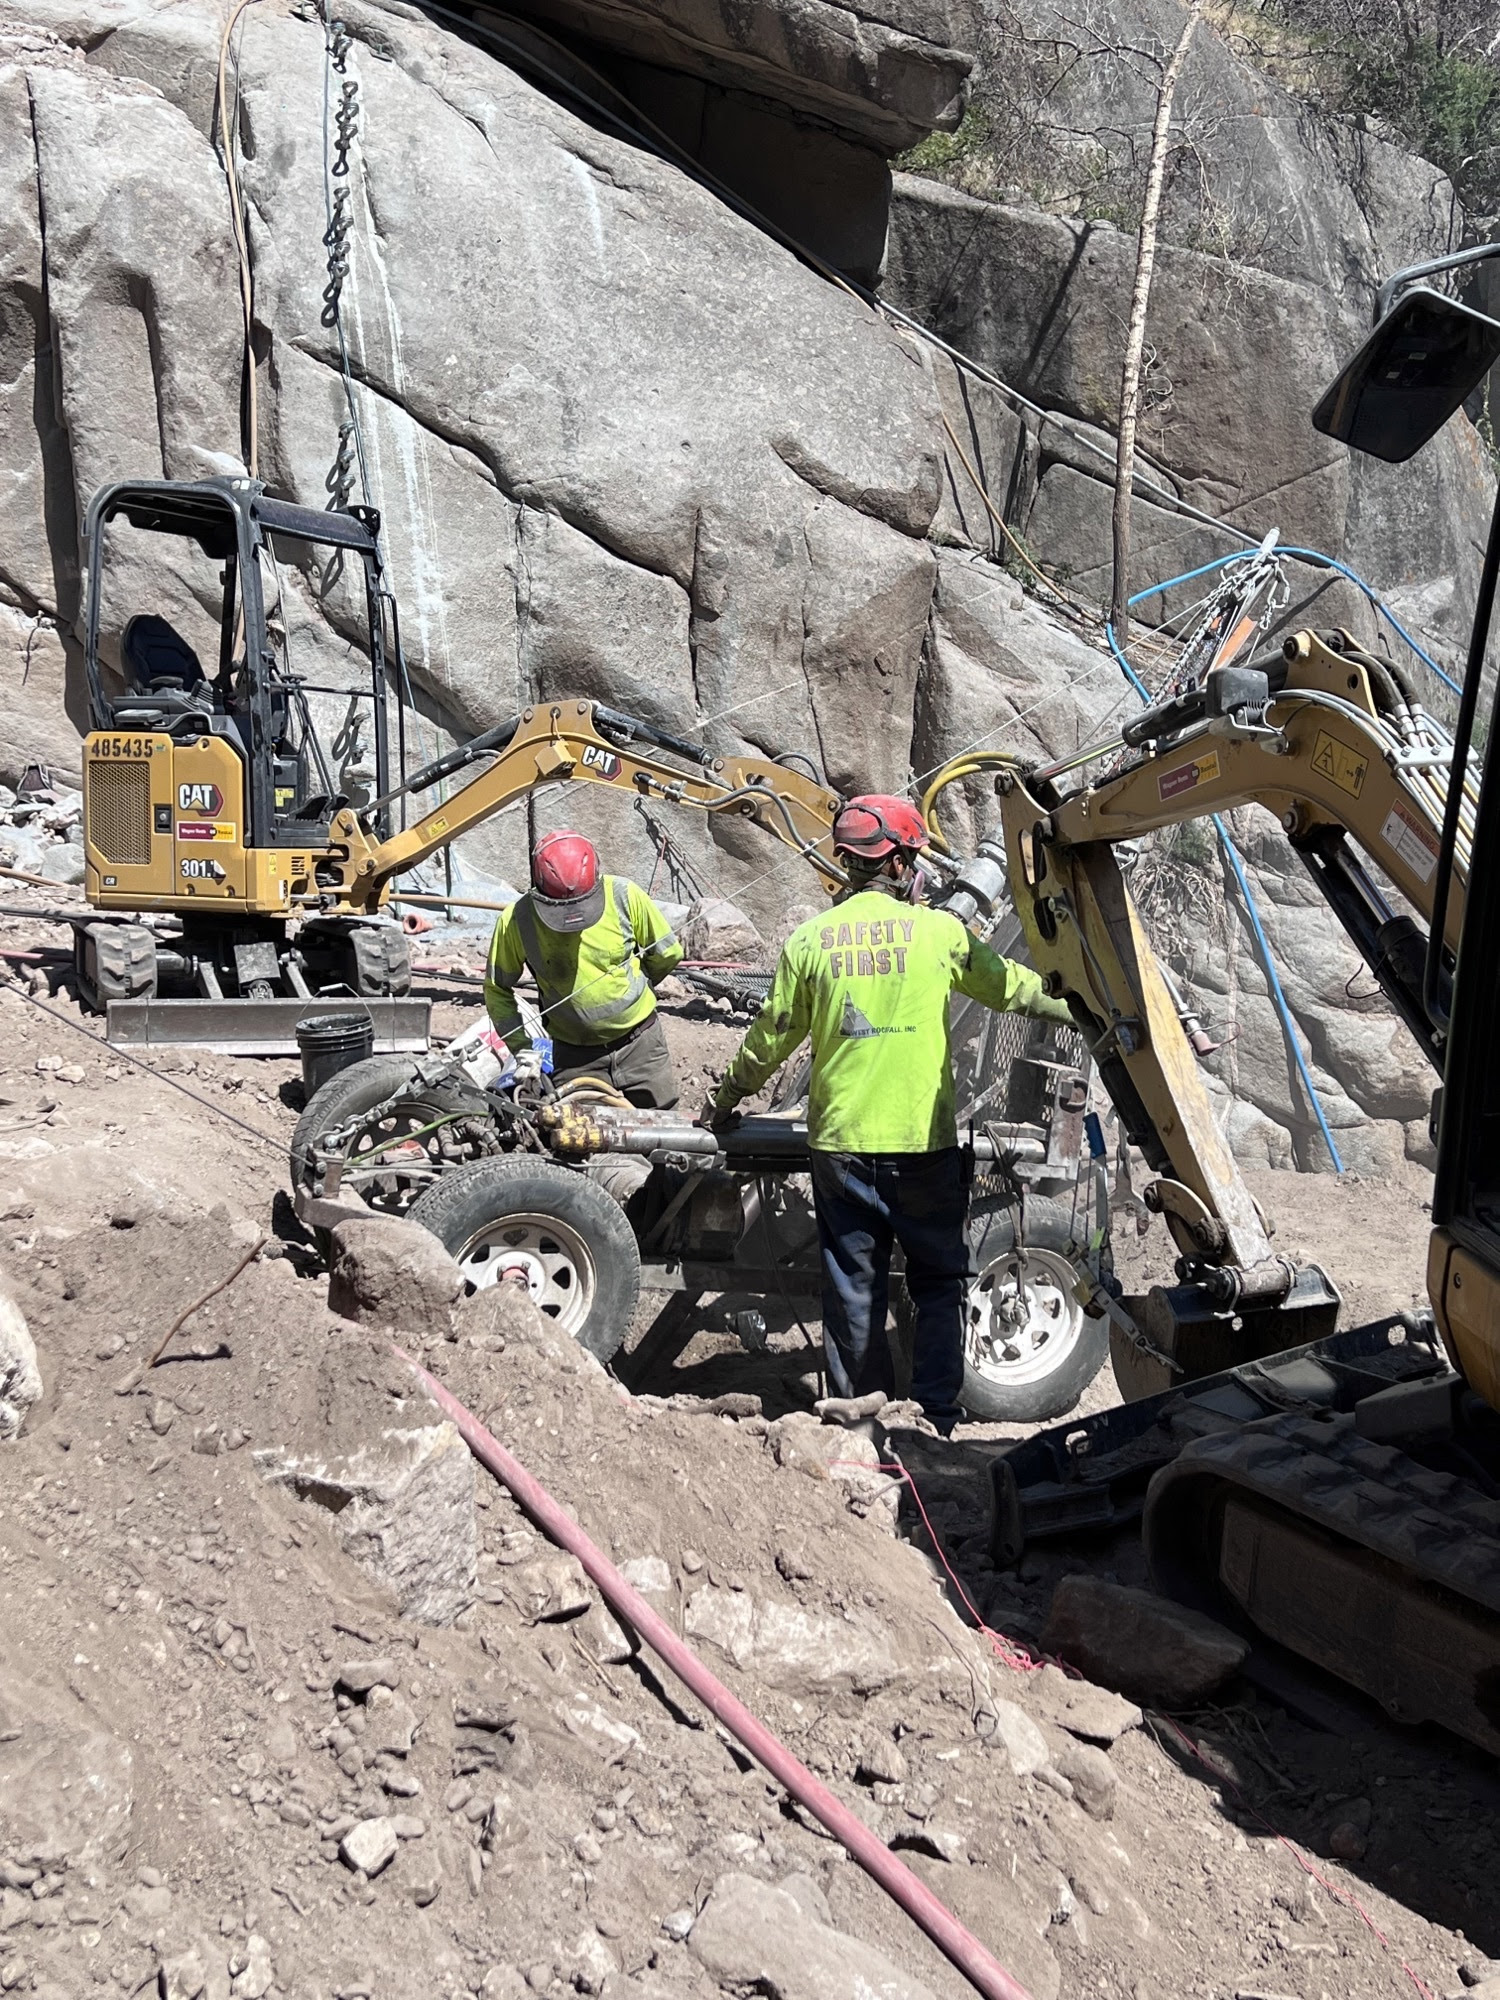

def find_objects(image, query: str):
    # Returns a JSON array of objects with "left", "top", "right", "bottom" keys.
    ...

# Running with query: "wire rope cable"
[{"left": 216, "top": 0, "right": 266, "bottom": 476}]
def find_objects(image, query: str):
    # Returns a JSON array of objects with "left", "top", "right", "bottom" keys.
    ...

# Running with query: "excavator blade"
[{"left": 104, "top": 995, "right": 431, "bottom": 1057}]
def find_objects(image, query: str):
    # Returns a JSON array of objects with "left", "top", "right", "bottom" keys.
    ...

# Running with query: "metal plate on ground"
[{"left": 104, "top": 996, "right": 432, "bottom": 1056}]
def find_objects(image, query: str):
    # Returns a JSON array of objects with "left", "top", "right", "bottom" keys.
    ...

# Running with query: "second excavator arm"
[{"left": 924, "top": 629, "right": 1468, "bottom": 1383}]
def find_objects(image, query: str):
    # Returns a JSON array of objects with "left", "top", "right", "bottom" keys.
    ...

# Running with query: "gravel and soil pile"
[{"left": 0, "top": 893, "right": 1492, "bottom": 2000}]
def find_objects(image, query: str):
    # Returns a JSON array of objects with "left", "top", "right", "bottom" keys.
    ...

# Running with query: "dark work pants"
[
  {"left": 809, "top": 1147, "right": 970, "bottom": 1434},
  {"left": 550, "top": 1011, "right": 678, "bottom": 1109}
]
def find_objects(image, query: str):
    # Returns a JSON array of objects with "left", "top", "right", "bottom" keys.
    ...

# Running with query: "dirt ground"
[{"left": 0, "top": 887, "right": 1493, "bottom": 2000}]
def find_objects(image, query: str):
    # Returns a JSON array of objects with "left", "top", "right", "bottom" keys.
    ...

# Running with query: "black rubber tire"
[
  {"left": 893, "top": 1194, "right": 1109, "bottom": 1423},
  {"left": 408, "top": 1158, "right": 642, "bottom": 1365},
  {"left": 289, "top": 1053, "right": 480, "bottom": 1196},
  {"left": 297, "top": 920, "right": 412, "bottom": 998}
]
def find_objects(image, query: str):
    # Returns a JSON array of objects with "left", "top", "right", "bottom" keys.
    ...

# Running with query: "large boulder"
[
  {"left": 0, "top": 1280, "right": 40, "bottom": 1440},
  {"left": 327, "top": 1214, "right": 465, "bottom": 1335},
  {"left": 255, "top": 1420, "right": 478, "bottom": 1625},
  {"left": 1042, "top": 1575, "right": 1249, "bottom": 1708},
  {"left": 690, "top": 1872, "right": 941, "bottom": 2000},
  {"left": 0, "top": 0, "right": 947, "bottom": 929}
]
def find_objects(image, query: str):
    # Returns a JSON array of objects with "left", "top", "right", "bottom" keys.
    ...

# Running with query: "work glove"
[
  {"left": 699, "top": 1089, "right": 742, "bottom": 1134},
  {"left": 1034, "top": 993, "right": 1075, "bottom": 1028}
]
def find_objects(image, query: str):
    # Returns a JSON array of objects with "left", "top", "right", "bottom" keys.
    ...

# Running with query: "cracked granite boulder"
[
  {"left": 0, "top": 0, "right": 1491, "bottom": 1175},
  {"left": 0, "top": 0, "right": 945, "bottom": 910}
]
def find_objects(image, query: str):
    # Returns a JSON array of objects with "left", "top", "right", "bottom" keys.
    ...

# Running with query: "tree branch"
[{"left": 1110, "top": 0, "right": 1207, "bottom": 647}]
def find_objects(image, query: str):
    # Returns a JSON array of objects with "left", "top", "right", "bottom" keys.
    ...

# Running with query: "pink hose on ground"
[{"left": 401, "top": 1350, "right": 1035, "bottom": 2000}]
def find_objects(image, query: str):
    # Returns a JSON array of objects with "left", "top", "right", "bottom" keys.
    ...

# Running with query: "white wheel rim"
[
  {"left": 334, "top": 1104, "right": 466, "bottom": 1214},
  {"left": 453, "top": 1210, "right": 596, "bottom": 1336},
  {"left": 966, "top": 1244, "right": 1086, "bottom": 1389}
]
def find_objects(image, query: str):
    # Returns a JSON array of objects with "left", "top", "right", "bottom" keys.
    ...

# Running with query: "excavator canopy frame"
[{"left": 83, "top": 477, "right": 395, "bottom": 851}]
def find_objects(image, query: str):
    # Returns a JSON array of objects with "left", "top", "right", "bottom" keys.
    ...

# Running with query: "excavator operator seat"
[
  {"left": 123, "top": 614, "right": 207, "bottom": 691},
  {"left": 113, "top": 615, "right": 214, "bottom": 729}
]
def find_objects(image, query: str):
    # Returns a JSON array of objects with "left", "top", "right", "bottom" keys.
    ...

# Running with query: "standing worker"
[
  {"left": 486, "top": 830, "right": 684, "bottom": 1108},
  {"left": 704, "top": 795, "right": 1072, "bottom": 1434}
]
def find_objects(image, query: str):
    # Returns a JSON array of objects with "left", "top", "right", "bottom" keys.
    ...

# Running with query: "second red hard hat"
[{"left": 832, "top": 794, "right": 927, "bottom": 861}]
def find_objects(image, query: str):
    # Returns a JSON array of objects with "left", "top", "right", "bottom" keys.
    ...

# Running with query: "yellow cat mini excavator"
[
  {"left": 75, "top": 480, "right": 841, "bottom": 1049},
  {"left": 974, "top": 249, "right": 1500, "bottom": 1753}
]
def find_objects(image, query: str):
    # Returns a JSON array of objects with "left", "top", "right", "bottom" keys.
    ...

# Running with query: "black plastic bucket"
[{"left": 296, "top": 1012, "right": 374, "bottom": 1102}]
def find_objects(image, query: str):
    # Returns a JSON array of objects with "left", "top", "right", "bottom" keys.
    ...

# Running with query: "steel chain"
[{"left": 321, "top": 22, "right": 358, "bottom": 331}]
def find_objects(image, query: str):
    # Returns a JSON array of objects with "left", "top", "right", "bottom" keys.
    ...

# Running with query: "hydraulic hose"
[
  {"left": 920, "top": 751, "right": 1025, "bottom": 848},
  {"left": 400, "top": 1355, "right": 1037, "bottom": 2000}
]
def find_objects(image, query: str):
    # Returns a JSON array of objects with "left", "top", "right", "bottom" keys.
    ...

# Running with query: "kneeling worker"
[
  {"left": 704, "top": 796, "right": 1072, "bottom": 1434},
  {"left": 486, "top": 831, "right": 683, "bottom": 1108}
]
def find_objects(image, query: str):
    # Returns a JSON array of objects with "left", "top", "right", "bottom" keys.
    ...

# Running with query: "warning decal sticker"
[
  {"left": 1310, "top": 729, "right": 1368, "bottom": 798},
  {"left": 1381, "top": 800, "right": 1440, "bottom": 884}
]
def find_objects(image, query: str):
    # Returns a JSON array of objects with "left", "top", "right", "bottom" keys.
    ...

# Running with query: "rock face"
[
  {"left": 0, "top": 0, "right": 949, "bottom": 906},
  {"left": 887, "top": 175, "right": 1494, "bottom": 678},
  {"left": 1010, "top": 0, "right": 1463, "bottom": 309},
  {"left": 0, "top": 0, "right": 1491, "bottom": 1177},
  {"left": 526, "top": 0, "right": 980, "bottom": 150}
]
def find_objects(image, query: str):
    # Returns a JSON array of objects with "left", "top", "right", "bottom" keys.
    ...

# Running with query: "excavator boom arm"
[{"left": 322, "top": 700, "right": 843, "bottom": 911}]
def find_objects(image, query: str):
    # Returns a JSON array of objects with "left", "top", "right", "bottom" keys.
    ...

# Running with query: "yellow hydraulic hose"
[{"left": 919, "top": 752, "right": 1024, "bottom": 851}]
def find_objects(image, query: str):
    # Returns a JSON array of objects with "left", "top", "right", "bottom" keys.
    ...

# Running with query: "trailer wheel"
[
  {"left": 290, "top": 1054, "right": 487, "bottom": 1216},
  {"left": 409, "top": 1159, "right": 641, "bottom": 1362},
  {"left": 894, "top": 1196, "right": 1109, "bottom": 1423}
]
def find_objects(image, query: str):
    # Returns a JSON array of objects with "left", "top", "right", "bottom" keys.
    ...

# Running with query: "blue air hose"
[{"left": 1125, "top": 548, "right": 1462, "bottom": 695}]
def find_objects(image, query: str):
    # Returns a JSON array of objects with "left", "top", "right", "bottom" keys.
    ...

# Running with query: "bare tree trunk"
[{"left": 1110, "top": 0, "right": 1206, "bottom": 649}]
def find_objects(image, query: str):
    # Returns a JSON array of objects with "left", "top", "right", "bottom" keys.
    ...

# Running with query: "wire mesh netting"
[{"left": 678, "top": 965, "right": 774, "bottom": 1010}]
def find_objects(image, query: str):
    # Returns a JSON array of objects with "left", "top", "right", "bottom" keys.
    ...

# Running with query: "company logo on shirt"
[
  {"left": 838, "top": 997, "right": 911, "bottom": 1040},
  {"left": 819, "top": 915, "right": 914, "bottom": 980}
]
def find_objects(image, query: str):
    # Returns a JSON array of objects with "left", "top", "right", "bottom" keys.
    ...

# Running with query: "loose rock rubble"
[
  {"left": 0, "top": 955, "right": 1490, "bottom": 2000},
  {"left": 0, "top": 780, "right": 86, "bottom": 888}
]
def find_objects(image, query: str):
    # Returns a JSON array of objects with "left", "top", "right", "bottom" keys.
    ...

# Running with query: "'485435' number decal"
[{"left": 94, "top": 736, "right": 153, "bottom": 758}]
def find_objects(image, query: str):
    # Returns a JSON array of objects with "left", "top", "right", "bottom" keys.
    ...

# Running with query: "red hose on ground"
[{"left": 400, "top": 1351, "right": 1035, "bottom": 2000}]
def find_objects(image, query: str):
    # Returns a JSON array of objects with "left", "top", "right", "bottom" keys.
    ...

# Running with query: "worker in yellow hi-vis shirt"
[
  {"left": 486, "top": 830, "right": 684, "bottom": 1107},
  {"left": 704, "top": 795, "right": 1072, "bottom": 1434}
]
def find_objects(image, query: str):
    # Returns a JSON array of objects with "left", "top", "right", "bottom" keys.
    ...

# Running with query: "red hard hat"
[
  {"left": 832, "top": 794, "right": 927, "bottom": 861},
  {"left": 531, "top": 830, "right": 605, "bottom": 932}
]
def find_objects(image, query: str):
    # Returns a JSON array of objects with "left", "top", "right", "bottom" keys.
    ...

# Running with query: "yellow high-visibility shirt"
[
  {"left": 717, "top": 887, "right": 1069, "bottom": 1152},
  {"left": 485, "top": 876, "right": 683, "bottom": 1047}
]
